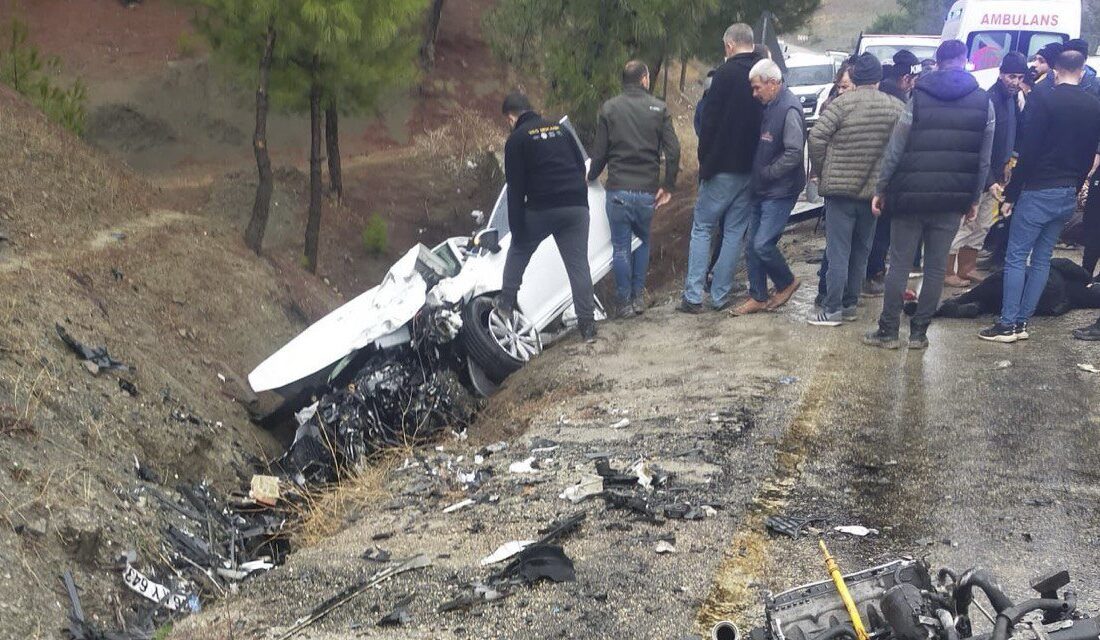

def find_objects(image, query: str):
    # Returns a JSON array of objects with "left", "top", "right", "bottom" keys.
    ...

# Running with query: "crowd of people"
[{"left": 495, "top": 22, "right": 1100, "bottom": 349}]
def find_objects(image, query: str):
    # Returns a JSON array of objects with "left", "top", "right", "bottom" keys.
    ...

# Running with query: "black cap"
[
  {"left": 1037, "top": 42, "right": 1065, "bottom": 63},
  {"left": 1066, "top": 38, "right": 1090, "bottom": 56},
  {"left": 850, "top": 53, "right": 883, "bottom": 86},
  {"left": 999, "top": 52, "right": 1027, "bottom": 74},
  {"left": 893, "top": 49, "right": 920, "bottom": 72}
]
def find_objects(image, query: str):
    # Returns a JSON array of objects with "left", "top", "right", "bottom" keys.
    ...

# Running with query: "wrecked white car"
[{"left": 248, "top": 119, "right": 626, "bottom": 482}]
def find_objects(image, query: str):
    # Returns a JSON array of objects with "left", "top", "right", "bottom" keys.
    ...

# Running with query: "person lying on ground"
[{"left": 908, "top": 258, "right": 1100, "bottom": 319}]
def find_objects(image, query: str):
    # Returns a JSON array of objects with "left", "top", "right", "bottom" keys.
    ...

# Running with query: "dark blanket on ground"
[{"left": 933, "top": 258, "right": 1100, "bottom": 318}]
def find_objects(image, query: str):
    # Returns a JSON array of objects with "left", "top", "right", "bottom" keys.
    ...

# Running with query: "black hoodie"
[{"left": 878, "top": 68, "right": 993, "bottom": 216}]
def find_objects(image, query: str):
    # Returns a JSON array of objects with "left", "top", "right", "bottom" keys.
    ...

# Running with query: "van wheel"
[{"left": 460, "top": 295, "right": 542, "bottom": 383}]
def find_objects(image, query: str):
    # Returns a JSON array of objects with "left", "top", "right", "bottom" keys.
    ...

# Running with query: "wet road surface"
[{"left": 704, "top": 248, "right": 1100, "bottom": 632}]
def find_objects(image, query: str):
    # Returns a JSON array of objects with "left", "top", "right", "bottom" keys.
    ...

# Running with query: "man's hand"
[
  {"left": 989, "top": 183, "right": 1004, "bottom": 200},
  {"left": 655, "top": 188, "right": 672, "bottom": 209},
  {"left": 1001, "top": 202, "right": 1014, "bottom": 217},
  {"left": 871, "top": 195, "right": 884, "bottom": 217},
  {"left": 965, "top": 203, "right": 978, "bottom": 223}
]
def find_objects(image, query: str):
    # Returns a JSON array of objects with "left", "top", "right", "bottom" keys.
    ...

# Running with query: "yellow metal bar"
[{"left": 819, "top": 539, "right": 870, "bottom": 640}]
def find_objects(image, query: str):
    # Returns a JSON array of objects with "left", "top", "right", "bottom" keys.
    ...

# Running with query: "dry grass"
[
  {"left": 288, "top": 454, "right": 400, "bottom": 548},
  {"left": 411, "top": 107, "right": 505, "bottom": 177}
]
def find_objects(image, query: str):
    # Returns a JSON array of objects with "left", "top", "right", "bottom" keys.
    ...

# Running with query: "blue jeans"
[
  {"left": 1000, "top": 187, "right": 1077, "bottom": 325},
  {"left": 606, "top": 190, "right": 655, "bottom": 302},
  {"left": 747, "top": 196, "right": 797, "bottom": 302},
  {"left": 822, "top": 197, "right": 877, "bottom": 314},
  {"left": 684, "top": 173, "right": 753, "bottom": 306}
]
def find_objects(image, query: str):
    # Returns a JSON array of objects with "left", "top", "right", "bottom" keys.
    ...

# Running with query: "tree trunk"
[
  {"left": 244, "top": 22, "right": 276, "bottom": 255},
  {"left": 679, "top": 58, "right": 688, "bottom": 93},
  {"left": 661, "top": 55, "right": 670, "bottom": 99},
  {"left": 420, "top": 0, "right": 446, "bottom": 68},
  {"left": 650, "top": 57, "right": 662, "bottom": 95},
  {"left": 324, "top": 105, "right": 342, "bottom": 202},
  {"left": 304, "top": 65, "right": 323, "bottom": 274}
]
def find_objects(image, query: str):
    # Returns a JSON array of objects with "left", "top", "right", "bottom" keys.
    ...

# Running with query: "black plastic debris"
[
  {"left": 594, "top": 458, "right": 639, "bottom": 486},
  {"left": 56, "top": 324, "right": 130, "bottom": 373},
  {"left": 118, "top": 378, "right": 138, "bottom": 397},
  {"left": 279, "top": 346, "right": 478, "bottom": 484},
  {"left": 498, "top": 545, "right": 575, "bottom": 585},
  {"left": 764, "top": 515, "right": 828, "bottom": 539},
  {"left": 377, "top": 594, "right": 415, "bottom": 627},
  {"left": 63, "top": 569, "right": 155, "bottom": 640}
]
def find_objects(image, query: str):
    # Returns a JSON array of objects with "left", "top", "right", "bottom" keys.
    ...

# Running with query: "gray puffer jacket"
[{"left": 808, "top": 86, "right": 905, "bottom": 201}]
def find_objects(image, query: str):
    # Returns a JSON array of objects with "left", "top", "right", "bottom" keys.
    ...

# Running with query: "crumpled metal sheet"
[{"left": 279, "top": 346, "right": 478, "bottom": 485}]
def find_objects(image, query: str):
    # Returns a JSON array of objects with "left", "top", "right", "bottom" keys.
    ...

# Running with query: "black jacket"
[
  {"left": 697, "top": 51, "right": 763, "bottom": 180},
  {"left": 504, "top": 112, "right": 588, "bottom": 237},
  {"left": 1006, "top": 83, "right": 1100, "bottom": 203},
  {"left": 884, "top": 69, "right": 990, "bottom": 216},
  {"left": 986, "top": 79, "right": 1019, "bottom": 187}
]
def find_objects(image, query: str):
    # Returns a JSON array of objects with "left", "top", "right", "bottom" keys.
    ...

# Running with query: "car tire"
[{"left": 460, "top": 295, "right": 542, "bottom": 384}]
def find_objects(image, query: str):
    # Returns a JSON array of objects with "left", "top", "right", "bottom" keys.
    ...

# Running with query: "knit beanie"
[
  {"left": 1066, "top": 38, "right": 1090, "bottom": 56},
  {"left": 850, "top": 53, "right": 883, "bottom": 86},
  {"left": 1037, "top": 42, "right": 1065, "bottom": 63},
  {"left": 999, "top": 52, "right": 1028, "bottom": 75}
]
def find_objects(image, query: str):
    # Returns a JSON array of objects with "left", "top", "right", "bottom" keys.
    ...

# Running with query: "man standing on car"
[
  {"left": 497, "top": 92, "right": 597, "bottom": 343},
  {"left": 733, "top": 58, "right": 805, "bottom": 315},
  {"left": 864, "top": 40, "right": 994, "bottom": 350},
  {"left": 589, "top": 60, "right": 681, "bottom": 318},
  {"left": 807, "top": 53, "right": 904, "bottom": 327},
  {"left": 679, "top": 23, "right": 762, "bottom": 313},
  {"left": 980, "top": 51, "right": 1100, "bottom": 343},
  {"left": 946, "top": 52, "right": 1026, "bottom": 288}
]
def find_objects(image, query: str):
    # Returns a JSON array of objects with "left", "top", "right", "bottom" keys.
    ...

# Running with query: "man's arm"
[
  {"left": 587, "top": 107, "right": 610, "bottom": 181},
  {"left": 808, "top": 100, "right": 840, "bottom": 176},
  {"left": 875, "top": 101, "right": 914, "bottom": 196},
  {"left": 504, "top": 134, "right": 527, "bottom": 237},
  {"left": 661, "top": 106, "right": 681, "bottom": 191},
  {"left": 973, "top": 102, "right": 996, "bottom": 204},
  {"left": 761, "top": 108, "right": 805, "bottom": 181},
  {"left": 697, "top": 68, "right": 730, "bottom": 164}
]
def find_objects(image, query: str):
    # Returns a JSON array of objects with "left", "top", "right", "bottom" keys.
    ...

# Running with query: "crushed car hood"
[{"left": 248, "top": 247, "right": 427, "bottom": 393}]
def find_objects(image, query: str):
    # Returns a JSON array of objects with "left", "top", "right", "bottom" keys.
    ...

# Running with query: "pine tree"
[{"left": 190, "top": 0, "right": 424, "bottom": 269}]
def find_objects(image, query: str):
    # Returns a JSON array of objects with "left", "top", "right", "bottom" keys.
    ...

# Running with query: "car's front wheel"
[{"left": 460, "top": 295, "right": 542, "bottom": 383}]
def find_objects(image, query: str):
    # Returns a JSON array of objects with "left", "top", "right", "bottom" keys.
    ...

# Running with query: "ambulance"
[{"left": 941, "top": 0, "right": 1080, "bottom": 75}]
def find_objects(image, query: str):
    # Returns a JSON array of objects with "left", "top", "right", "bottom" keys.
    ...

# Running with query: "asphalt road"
[{"left": 704, "top": 246, "right": 1100, "bottom": 634}]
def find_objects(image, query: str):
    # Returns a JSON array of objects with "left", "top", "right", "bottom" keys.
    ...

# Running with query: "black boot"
[
  {"left": 862, "top": 322, "right": 900, "bottom": 349},
  {"left": 909, "top": 320, "right": 930, "bottom": 350},
  {"left": 1073, "top": 320, "right": 1100, "bottom": 341}
]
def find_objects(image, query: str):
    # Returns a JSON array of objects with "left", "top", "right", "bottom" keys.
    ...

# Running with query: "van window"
[
  {"left": 1027, "top": 33, "right": 1066, "bottom": 57},
  {"left": 864, "top": 44, "right": 939, "bottom": 63},
  {"left": 968, "top": 31, "right": 1013, "bottom": 70}
]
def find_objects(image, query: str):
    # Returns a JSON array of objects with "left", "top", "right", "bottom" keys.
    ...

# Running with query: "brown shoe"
[
  {"left": 766, "top": 278, "right": 802, "bottom": 310},
  {"left": 731, "top": 297, "right": 769, "bottom": 316}
]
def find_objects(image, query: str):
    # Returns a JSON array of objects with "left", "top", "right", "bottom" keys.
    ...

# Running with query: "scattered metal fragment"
[
  {"left": 610, "top": 418, "right": 631, "bottom": 429},
  {"left": 834, "top": 525, "right": 878, "bottom": 537},
  {"left": 377, "top": 594, "right": 415, "bottom": 627},
  {"left": 508, "top": 457, "right": 539, "bottom": 474},
  {"left": 277, "top": 554, "right": 431, "bottom": 640},
  {"left": 496, "top": 544, "right": 575, "bottom": 585},
  {"left": 560, "top": 475, "right": 603, "bottom": 503},
  {"left": 56, "top": 323, "right": 130, "bottom": 372},
  {"left": 480, "top": 540, "right": 535, "bottom": 566},
  {"left": 765, "top": 515, "right": 828, "bottom": 539},
  {"left": 443, "top": 498, "right": 476, "bottom": 514},
  {"left": 362, "top": 546, "right": 391, "bottom": 563},
  {"left": 655, "top": 540, "right": 676, "bottom": 554},
  {"left": 1077, "top": 363, "right": 1100, "bottom": 374}
]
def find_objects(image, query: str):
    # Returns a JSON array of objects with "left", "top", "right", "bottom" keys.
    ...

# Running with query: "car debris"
[
  {"left": 560, "top": 475, "right": 604, "bottom": 503},
  {"left": 496, "top": 544, "right": 576, "bottom": 584},
  {"left": 377, "top": 594, "right": 415, "bottom": 627},
  {"left": 746, "top": 558, "right": 1100, "bottom": 640},
  {"left": 249, "top": 475, "right": 281, "bottom": 507},
  {"left": 508, "top": 456, "right": 539, "bottom": 474},
  {"left": 362, "top": 546, "right": 392, "bottom": 563},
  {"left": 480, "top": 540, "right": 536, "bottom": 566},
  {"left": 276, "top": 554, "right": 431, "bottom": 640},
  {"left": 833, "top": 525, "right": 879, "bottom": 537},
  {"left": 56, "top": 323, "right": 130, "bottom": 373},
  {"left": 443, "top": 498, "right": 476, "bottom": 514},
  {"left": 610, "top": 418, "right": 631, "bottom": 429},
  {"left": 1077, "top": 363, "right": 1100, "bottom": 374},
  {"left": 655, "top": 540, "right": 676, "bottom": 554},
  {"left": 765, "top": 514, "right": 828, "bottom": 539}
]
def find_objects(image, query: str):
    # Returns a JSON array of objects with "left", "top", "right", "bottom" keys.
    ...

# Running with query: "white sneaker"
[{"left": 808, "top": 310, "right": 843, "bottom": 327}]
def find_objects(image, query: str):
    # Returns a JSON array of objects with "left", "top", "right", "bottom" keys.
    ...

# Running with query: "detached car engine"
[{"left": 749, "top": 559, "right": 1097, "bottom": 640}]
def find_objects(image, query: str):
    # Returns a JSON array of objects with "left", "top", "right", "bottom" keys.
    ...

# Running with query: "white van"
[{"left": 942, "top": 0, "right": 1080, "bottom": 71}]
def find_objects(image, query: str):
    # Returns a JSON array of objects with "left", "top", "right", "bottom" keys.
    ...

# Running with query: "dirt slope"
[{"left": 0, "top": 85, "right": 336, "bottom": 638}]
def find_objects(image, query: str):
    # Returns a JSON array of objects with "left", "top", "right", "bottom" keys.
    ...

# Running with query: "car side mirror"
[{"left": 471, "top": 228, "right": 501, "bottom": 254}]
